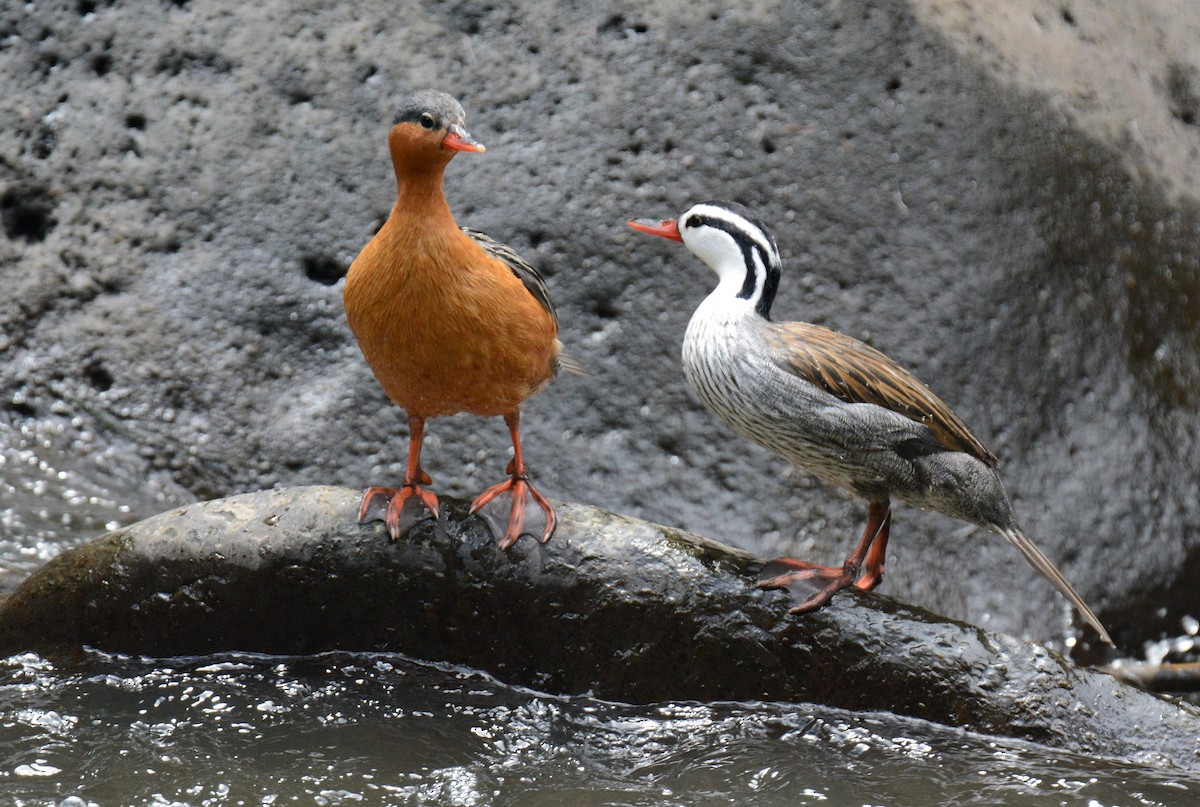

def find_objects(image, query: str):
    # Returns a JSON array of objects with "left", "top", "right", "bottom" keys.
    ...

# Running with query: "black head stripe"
[
  {"left": 757, "top": 253, "right": 780, "bottom": 318},
  {"left": 393, "top": 106, "right": 436, "bottom": 127},
  {"left": 686, "top": 209, "right": 782, "bottom": 318}
]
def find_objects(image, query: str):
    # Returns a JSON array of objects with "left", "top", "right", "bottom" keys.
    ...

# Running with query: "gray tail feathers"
[
  {"left": 556, "top": 351, "right": 591, "bottom": 377},
  {"left": 1000, "top": 527, "right": 1114, "bottom": 647}
]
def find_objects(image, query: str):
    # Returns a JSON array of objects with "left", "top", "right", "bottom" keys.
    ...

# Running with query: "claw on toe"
[
  {"left": 470, "top": 474, "right": 556, "bottom": 550},
  {"left": 761, "top": 502, "right": 892, "bottom": 615},
  {"left": 358, "top": 484, "right": 439, "bottom": 541},
  {"left": 758, "top": 557, "right": 857, "bottom": 614}
]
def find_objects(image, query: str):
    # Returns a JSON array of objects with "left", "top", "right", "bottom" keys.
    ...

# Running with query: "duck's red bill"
[
  {"left": 626, "top": 218, "right": 682, "bottom": 242},
  {"left": 442, "top": 128, "right": 486, "bottom": 153}
]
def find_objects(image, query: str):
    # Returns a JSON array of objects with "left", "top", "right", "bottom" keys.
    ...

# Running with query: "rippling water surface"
[
  {"left": 1, "top": 650, "right": 1196, "bottom": 806},
  {"left": 1, "top": 414, "right": 1197, "bottom": 805},
  {"left": 0, "top": 415, "right": 172, "bottom": 594}
]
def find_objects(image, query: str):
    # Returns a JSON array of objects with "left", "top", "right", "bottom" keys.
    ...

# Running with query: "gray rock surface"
[
  {"left": 1, "top": 0, "right": 1198, "bottom": 648},
  {"left": 1, "top": 486, "right": 1197, "bottom": 769}
]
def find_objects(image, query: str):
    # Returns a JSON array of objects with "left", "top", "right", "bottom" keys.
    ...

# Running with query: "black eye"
[
  {"left": 418, "top": 113, "right": 437, "bottom": 130},
  {"left": 683, "top": 215, "right": 701, "bottom": 229}
]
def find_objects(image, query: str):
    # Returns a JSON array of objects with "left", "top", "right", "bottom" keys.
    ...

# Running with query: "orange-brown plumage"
[
  {"left": 345, "top": 201, "right": 558, "bottom": 419},
  {"left": 344, "top": 90, "right": 563, "bottom": 548}
]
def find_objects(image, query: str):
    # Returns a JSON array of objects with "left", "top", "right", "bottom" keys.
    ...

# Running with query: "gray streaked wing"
[
  {"left": 764, "top": 321, "right": 998, "bottom": 466},
  {"left": 463, "top": 227, "right": 557, "bottom": 327}
]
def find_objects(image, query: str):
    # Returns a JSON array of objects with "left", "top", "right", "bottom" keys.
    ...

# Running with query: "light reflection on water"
[
  {"left": 0, "top": 414, "right": 1198, "bottom": 806},
  {"left": 0, "top": 414, "right": 176, "bottom": 594},
  {"left": 0, "top": 650, "right": 1195, "bottom": 806}
]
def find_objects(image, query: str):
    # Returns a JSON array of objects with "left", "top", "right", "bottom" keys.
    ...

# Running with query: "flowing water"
[
  {"left": 0, "top": 414, "right": 1197, "bottom": 806},
  {"left": 2, "top": 650, "right": 1197, "bottom": 806}
]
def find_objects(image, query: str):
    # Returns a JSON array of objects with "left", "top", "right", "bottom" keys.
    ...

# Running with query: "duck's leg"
[
  {"left": 358, "top": 415, "right": 440, "bottom": 540},
  {"left": 853, "top": 507, "right": 892, "bottom": 591},
  {"left": 470, "top": 410, "right": 556, "bottom": 549},
  {"left": 758, "top": 500, "right": 891, "bottom": 613}
]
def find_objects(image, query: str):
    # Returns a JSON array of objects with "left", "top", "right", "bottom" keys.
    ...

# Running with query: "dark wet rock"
[
  {"left": 1, "top": 0, "right": 1199, "bottom": 651},
  {"left": 1, "top": 486, "right": 1197, "bottom": 768}
]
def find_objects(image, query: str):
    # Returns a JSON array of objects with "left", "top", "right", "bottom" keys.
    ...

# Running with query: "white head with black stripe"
[{"left": 628, "top": 201, "right": 782, "bottom": 319}]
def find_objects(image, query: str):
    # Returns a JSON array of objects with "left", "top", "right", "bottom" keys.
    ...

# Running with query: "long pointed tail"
[{"left": 999, "top": 527, "right": 1114, "bottom": 647}]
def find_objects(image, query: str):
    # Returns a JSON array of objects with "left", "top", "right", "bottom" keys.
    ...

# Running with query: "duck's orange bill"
[
  {"left": 442, "top": 126, "right": 486, "bottom": 153},
  {"left": 626, "top": 217, "right": 682, "bottom": 242}
]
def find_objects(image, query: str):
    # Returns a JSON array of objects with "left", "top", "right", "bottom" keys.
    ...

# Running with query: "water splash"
[{"left": 0, "top": 650, "right": 1194, "bottom": 806}]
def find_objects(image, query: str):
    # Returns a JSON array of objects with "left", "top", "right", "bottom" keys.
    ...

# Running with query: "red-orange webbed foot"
[
  {"left": 357, "top": 415, "right": 440, "bottom": 540},
  {"left": 757, "top": 558, "right": 859, "bottom": 613},
  {"left": 358, "top": 474, "right": 440, "bottom": 541},
  {"left": 760, "top": 501, "right": 892, "bottom": 613},
  {"left": 470, "top": 461, "right": 557, "bottom": 550}
]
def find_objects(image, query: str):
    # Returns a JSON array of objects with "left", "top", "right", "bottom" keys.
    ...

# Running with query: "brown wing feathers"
[
  {"left": 766, "top": 322, "right": 998, "bottom": 466},
  {"left": 462, "top": 227, "right": 558, "bottom": 327}
]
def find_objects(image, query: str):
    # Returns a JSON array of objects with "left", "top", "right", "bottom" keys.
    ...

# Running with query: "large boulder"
[
  {"left": 1, "top": 0, "right": 1197, "bottom": 648},
  {"left": 1, "top": 486, "right": 1197, "bottom": 769}
]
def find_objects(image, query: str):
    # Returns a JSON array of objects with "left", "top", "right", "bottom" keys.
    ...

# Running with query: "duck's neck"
[
  {"left": 705, "top": 254, "right": 779, "bottom": 320},
  {"left": 386, "top": 127, "right": 460, "bottom": 229},
  {"left": 389, "top": 163, "right": 457, "bottom": 227},
  {"left": 693, "top": 283, "right": 763, "bottom": 327}
]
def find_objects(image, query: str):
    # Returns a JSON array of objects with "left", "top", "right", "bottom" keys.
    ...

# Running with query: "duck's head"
[
  {"left": 628, "top": 201, "right": 781, "bottom": 318},
  {"left": 387, "top": 90, "right": 485, "bottom": 174}
]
